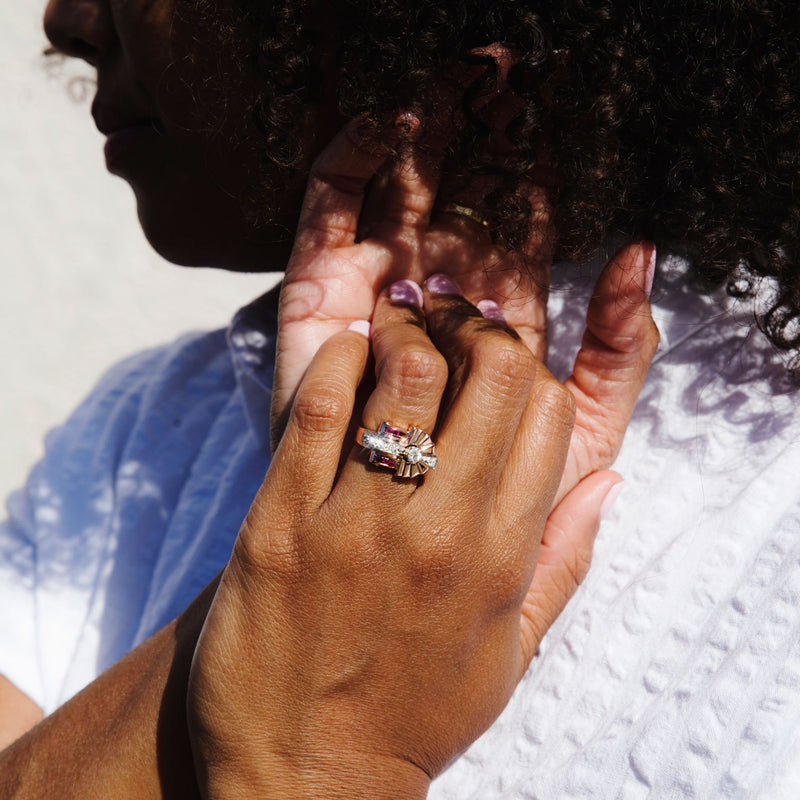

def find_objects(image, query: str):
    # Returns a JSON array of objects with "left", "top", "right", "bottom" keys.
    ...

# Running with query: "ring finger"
[{"left": 338, "top": 280, "right": 449, "bottom": 491}]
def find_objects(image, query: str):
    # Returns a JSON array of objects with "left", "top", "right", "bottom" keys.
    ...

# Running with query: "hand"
[
  {"left": 187, "top": 285, "right": 619, "bottom": 799},
  {"left": 271, "top": 118, "right": 659, "bottom": 511},
  {"left": 270, "top": 115, "right": 553, "bottom": 451}
]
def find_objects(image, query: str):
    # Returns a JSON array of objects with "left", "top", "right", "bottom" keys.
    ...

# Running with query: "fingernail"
[
  {"left": 644, "top": 245, "right": 657, "bottom": 297},
  {"left": 425, "top": 273, "right": 462, "bottom": 296},
  {"left": 600, "top": 480, "right": 624, "bottom": 521},
  {"left": 389, "top": 279, "right": 423, "bottom": 308},
  {"left": 347, "top": 320, "right": 372, "bottom": 338},
  {"left": 476, "top": 299, "right": 507, "bottom": 324}
]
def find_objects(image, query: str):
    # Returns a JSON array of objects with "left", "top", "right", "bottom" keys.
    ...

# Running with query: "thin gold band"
[{"left": 439, "top": 203, "right": 490, "bottom": 229}]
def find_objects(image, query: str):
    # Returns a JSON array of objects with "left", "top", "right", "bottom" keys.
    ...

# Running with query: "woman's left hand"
[{"left": 189, "top": 282, "right": 611, "bottom": 798}]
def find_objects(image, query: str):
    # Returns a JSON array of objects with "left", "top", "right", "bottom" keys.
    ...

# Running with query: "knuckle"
[
  {"left": 383, "top": 346, "right": 448, "bottom": 397},
  {"left": 486, "top": 561, "right": 531, "bottom": 612},
  {"left": 321, "top": 505, "right": 385, "bottom": 575},
  {"left": 595, "top": 311, "right": 661, "bottom": 357},
  {"left": 292, "top": 387, "right": 350, "bottom": 436},
  {"left": 336, "top": 333, "right": 370, "bottom": 365},
  {"left": 234, "top": 505, "right": 303, "bottom": 582},
  {"left": 475, "top": 336, "right": 536, "bottom": 393},
  {"left": 570, "top": 424, "right": 617, "bottom": 471},
  {"left": 309, "top": 168, "right": 366, "bottom": 199},
  {"left": 535, "top": 378, "right": 577, "bottom": 427}
]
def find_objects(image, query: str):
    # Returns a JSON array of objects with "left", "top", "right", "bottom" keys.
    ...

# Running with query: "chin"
[{"left": 133, "top": 187, "right": 297, "bottom": 272}]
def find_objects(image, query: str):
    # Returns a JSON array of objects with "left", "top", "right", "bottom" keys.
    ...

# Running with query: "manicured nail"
[
  {"left": 425, "top": 273, "right": 462, "bottom": 296},
  {"left": 644, "top": 245, "right": 657, "bottom": 297},
  {"left": 600, "top": 480, "right": 624, "bottom": 521},
  {"left": 347, "top": 320, "right": 371, "bottom": 338},
  {"left": 476, "top": 299, "right": 507, "bottom": 324},
  {"left": 389, "top": 279, "right": 423, "bottom": 308}
]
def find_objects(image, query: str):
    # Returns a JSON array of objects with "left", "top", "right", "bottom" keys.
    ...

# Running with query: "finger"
[
  {"left": 518, "top": 470, "right": 623, "bottom": 675},
  {"left": 267, "top": 324, "right": 371, "bottom": 508},
  {"left": 337, "top": 283, "right": 448, "bottom": 490},
  {"left": 471, "top": 257, "right": 549, "bottom": 363},
  {"left": 359, "top": 119, "right": 441, "bottom": 236},
  {"left": 439, "top": 183, "right": 554, "bottom": 362},
  {"left": 558, "top": 242, "right": 659, "bottom": 503},
  {"left": 361, "top": 281, "right": 448, "bottom": 436},
  {"left": 421, "top": 275, "right": 537, "bottom": 496},
  {"left": 293, "top": 117, "right": 402, "bottom": 255},
  {"left": 489, "top": 358, "right": 576, "bottom": 549}
]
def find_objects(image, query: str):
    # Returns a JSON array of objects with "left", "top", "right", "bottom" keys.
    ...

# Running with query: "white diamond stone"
[{"left": 404, "top": 446, "right": 422, "bottom": 464}]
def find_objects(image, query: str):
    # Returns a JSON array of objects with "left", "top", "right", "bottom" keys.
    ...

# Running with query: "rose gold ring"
[
  {"left": 356, "top": 421, "right": 438, "bottom": 478},
  {"left": 439, "top": 203, "right": 490, "bottom": 229}
]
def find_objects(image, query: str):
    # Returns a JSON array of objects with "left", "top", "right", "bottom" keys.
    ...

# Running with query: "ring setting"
[
  {"left": 356, "top": 422, "right": 438, "bottom": 478},
  {"left": 439, "top": 202, "right": 490, "bottom": 229}
]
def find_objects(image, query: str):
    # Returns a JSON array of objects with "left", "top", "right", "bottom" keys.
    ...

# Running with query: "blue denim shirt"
[{"left": 0, "top": 293, "right": 277, "bottom": 712}]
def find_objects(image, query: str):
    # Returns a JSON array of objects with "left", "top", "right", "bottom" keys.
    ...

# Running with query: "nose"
[{"left": 43, "top": 0, "right": 116, "bottom": 65}]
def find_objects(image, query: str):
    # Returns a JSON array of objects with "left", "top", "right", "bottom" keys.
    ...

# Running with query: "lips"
[
  {"left": 91, "top": 97, "right": 163, "bottom": 138},
  {"left": 104, "top": 123, "right": 163, "bottom": 169},
  {"left": 92, "top": 98, "right": 165, "bottom": 171}
]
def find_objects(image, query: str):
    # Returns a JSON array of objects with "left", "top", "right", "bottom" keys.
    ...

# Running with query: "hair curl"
[{"left": 228, "top": 0, "right": 800, "bottom": 355}]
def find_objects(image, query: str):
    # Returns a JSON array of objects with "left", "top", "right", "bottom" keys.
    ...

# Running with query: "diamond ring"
[{"left": 356, "top": 422, "right": 438, "bottom": 478}]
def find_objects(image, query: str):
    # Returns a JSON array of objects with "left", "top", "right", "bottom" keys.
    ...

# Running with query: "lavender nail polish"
[
  {"left": 476, "top": 299, "right": 507, "bottom": 324},
  {"left": 389, "top": 279, "right": 423, "bottom": 307},
  {"left": 425, "top": 273, "right": 462, "bottom": 296}
]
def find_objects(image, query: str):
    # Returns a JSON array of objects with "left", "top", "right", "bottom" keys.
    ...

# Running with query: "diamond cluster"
[{"left": 359, "top": 422, "right": 438, "bottom": 477}]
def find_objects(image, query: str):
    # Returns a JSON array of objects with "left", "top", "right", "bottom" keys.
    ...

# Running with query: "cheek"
[
  {"left": 110, "top": 0, "right": 177, "bottom": 87},
  {"left": 142, "top": 0, "right": 253, "bottom": 130}
]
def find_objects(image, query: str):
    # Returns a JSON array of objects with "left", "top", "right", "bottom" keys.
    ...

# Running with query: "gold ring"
[
  {"left": 356, "top": 422, "right": 438, "bottom": 478},
  {"left": 439, "top": 203, "right": 490, "bottom": 229}
]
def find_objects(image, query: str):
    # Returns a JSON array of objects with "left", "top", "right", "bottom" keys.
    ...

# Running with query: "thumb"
[{"left": 518, "top": 470, "right": 623, "bottom": 676}]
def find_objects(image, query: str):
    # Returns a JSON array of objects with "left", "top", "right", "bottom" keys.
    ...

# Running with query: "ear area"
[{"left": 465, "top": 43, "right": 519, "bottom": 111}]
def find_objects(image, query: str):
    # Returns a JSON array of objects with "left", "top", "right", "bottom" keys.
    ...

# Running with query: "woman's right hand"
[{"left": 187, "top": 262, "right": 651, "bottom": 799}]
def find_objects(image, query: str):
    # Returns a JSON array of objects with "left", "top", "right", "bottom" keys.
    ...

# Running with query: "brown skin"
[
  {"left": 0, "top": 576, "right": 219, "bottom": 798},
  {"left": 43, "top": 0, "right": 339, "bottom": 269},
  {"left": 0, "top": 681, "right": 42, "bottom": 750},
  {"left": 187, "top": 123, "right": 658, "bottom": 795},
  {"left": 188, "top": 283, "right": 640, "bottom": 798},
  {"left": 272, "top": 118, "right": 658, "bottom": 507},
  {"left": 0, "top": 234, "right": 656, "bottom": 798},
  {"left": 0, "top": 0, "right": 659, "bottom": 796}
]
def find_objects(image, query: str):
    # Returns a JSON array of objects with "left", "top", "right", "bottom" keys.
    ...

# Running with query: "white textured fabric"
[
  {"left": 2, "top": 259, "right": 800, "bottom": 796},
  {"left": 432, "top": 257, "right": 800, "bottom": 799}
]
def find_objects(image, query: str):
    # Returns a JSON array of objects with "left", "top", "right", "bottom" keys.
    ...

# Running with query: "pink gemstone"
[
  {"left": 371, "top": 454, "right": 397, "bottom": 469},
  {"left": 381, "top": 423, "right": 404, "bottom": 439}
]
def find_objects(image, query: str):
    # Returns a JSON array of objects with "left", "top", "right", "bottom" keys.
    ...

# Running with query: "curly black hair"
[{"left": 224, "top": 0, "right": 800, "bottom": 354}]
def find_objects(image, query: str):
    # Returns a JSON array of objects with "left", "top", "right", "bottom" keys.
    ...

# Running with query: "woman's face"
[{"left": 43, "top": 0, "right": 336, "bottom": 270}]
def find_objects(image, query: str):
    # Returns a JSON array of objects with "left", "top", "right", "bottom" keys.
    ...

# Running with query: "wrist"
[{"left": 199, "top": 749, "right": 430, "bottom": 800}]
